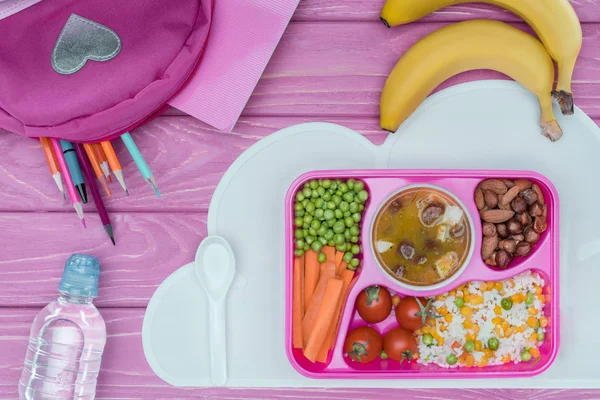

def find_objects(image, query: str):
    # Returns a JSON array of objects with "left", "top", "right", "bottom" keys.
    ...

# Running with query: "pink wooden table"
[{"left": 1, "top": 1, "right": 600, "bottom": 398}]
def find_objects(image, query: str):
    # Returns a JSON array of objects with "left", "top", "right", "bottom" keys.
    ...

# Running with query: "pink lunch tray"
[{"left": 284, "top": 169, "right": 559, "bottom": 379}]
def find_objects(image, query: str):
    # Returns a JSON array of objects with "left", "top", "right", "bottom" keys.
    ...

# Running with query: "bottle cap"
[{"left": 58, "top": 254, "right": 100, "bottom": 298}]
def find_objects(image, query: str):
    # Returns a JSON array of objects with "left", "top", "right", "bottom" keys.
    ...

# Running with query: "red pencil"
[{"left": 73, "top": 143, "right": 115, "bottom": 245}]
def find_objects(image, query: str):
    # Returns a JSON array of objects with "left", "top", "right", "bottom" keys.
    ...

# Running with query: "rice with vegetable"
[{"left": 416, "top": 270, "right": 547, "bottom": 367}]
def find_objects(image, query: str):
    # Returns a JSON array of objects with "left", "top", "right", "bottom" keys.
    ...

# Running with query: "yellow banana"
[
  {"left": 380, "top": 20, "right": 562, "bottom": 141},
  {"left": 380, "top": 0, "right": 582, "bottom": 115}
]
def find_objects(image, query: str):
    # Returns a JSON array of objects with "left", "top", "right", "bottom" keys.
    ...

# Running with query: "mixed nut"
[{"left": 474, "top": 179, "right": 548, "bottom": 268}]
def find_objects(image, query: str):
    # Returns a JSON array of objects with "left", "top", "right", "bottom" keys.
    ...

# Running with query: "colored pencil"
[
  {"left": 83, "top": 143, "right": 111, "bottom": 197},
  {"left": 49, "top": 138, "right": 86, "bottom": 227},
  {"left": 93, "top": 143, "right": 112, "bottom": 183},
  {"left": 100, "top": 141, "right": 128, "bottom": 195},
  {"left": 59, "top": 140, "right": 88, "bottom": 204},
  {"left": 39, "top": 137, "right": 65, "bottom": 199},
  {"left": 121, "top": 132, "right": 160, "bottom": 197},
  {"left": 74, "top": 143, "right": 115, "bottom": 245}
]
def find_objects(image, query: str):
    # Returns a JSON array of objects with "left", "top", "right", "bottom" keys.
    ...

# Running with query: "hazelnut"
[
  {"left": 482, "top": 222, "right": 497, "bottom": 237},
  {"left": 529, "top": 202, "right": 543, "bottom": 217},
  {"left": 496, "top": 223, "right": 509, "bottom": 238},
  {"left": 511, "top": 233, "right": 525, "bottom": 243},
  {"left": 496, "top": 249, "right": 512, "bottom": 269},
  {"left": 507, "top": 218, "right": 523, "bottom": 235},
  {"left": 534, "top": 216, "right": 548, "bottom": 233},
  {"left": 515, "top": 242, "right": 532, "bottom": 257},
  {"left": 499, "top": 239, "right": 516, "bottom": 254},
  {"left": 524, "top": 227, "right": 540, "bottom": 244},
  {"left": 511, "top": 197, "right": 527, "bottom": 213},
  {"left": 520, "top": 188, "right": 538, "bottom": 206}
]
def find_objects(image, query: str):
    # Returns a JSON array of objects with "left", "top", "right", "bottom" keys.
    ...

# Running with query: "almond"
[
  {"left": 502, "top": 179, "right": 515, "bottom": 188},
  {"left": 480, "top": 209, "right": 515, "bottom": 223},
  {"left": 514, "top": 179, "right": 533, "bottom": 191},
  {"left": 532, "top": 183, "right": 545, "bottom": 205},
  {"left": 479, "top": 179, "right": 508, "bottom": 195},
  {"left": 482, "top": 234, "right": 499, "bottom": 259},
  {"left": 484, "top": 190, "right": 499, "bottom": 208},
  {"left": 501, "top": 185, "right": 521, "bottom": 206},
  {"left": 474, "top": 187, "right": 485, "bottom": 210}
]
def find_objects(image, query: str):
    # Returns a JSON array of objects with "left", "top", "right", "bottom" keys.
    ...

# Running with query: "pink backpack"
[{"left": 0, "top": 0, "right": 213, "bottom": 142}]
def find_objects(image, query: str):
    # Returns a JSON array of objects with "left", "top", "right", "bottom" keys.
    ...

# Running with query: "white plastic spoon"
[{"left": 194, "top": 236, "right": 236, "bottom": 386}]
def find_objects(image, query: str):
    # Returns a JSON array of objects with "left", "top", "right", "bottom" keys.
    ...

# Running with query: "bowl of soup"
[{"left": 371, "top": 184, "right": 474, "bottom": 290}]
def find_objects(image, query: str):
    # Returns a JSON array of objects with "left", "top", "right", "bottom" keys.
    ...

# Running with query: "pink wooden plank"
[
  {"left": 1, "top": 308, "right": 599, "bottom": 399},
  {"left": 0, "top": 212, "right": 207, "bottom": 307},
  {"left": 292, "top": 0, "right": 600, "bottom": 22},
  {"left": 0, "top": 117, "right": 387, "bottom": 212},
  {"left": 240, "top": 22, "right": 600, "bottom": 118}
]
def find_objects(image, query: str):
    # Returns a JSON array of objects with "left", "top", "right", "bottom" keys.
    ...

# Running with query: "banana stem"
[
  {"left": 552, "top": 57, "right": 577, "bottom": 115},
  {"left": 539, "top": 95, "right": 563, "bottom": 142}
]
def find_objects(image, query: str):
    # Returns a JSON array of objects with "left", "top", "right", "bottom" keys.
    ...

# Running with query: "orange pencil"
[
  {"left": 92, "top": 143, "right": 112, "bottom": 182},
  {"left": 39, "top": 137, "right": 65, "bottom": 199},
  {"left": 100, "top": 141, "right": 128, "bottom": 195},
  {"left": 83, "top": 143, "right": 111, "bottom": 197}
]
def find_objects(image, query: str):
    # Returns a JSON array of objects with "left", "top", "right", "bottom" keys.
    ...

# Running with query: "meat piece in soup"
[{"left": 373, "top": 187, "right": 471, "bottom": 286}]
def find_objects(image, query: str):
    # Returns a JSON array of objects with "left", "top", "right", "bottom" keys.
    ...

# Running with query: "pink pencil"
[{"left": 50, "top": 138, "right": 86, "bottom": 228}]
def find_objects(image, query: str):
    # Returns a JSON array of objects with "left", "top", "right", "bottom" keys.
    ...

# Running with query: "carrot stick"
[
  {"left": 336, "top": 261, "right": 347, "bottom": 277},
  {"left": 324, "top": 246, "right": 336, "bottom": 263},
  {"left": 304, "top": 250, "right": 320, "bottom": 309},
  {"left": 335, "top": 251, "right": 343, "bottom": 271},
  {"left": 302, "top": 262, "right": 336, "bottom": 346},
  {"left": 293, "top": 256, "right": 305, "bottom": 349},
  {"left": 316, "top": 269, "right": 355, "bottom": 362},
  {"left": 304, "top": 279, "right": 344, "bottom": 362},
  {"left": 328, "top": 273, "right": 357, "bottom": 349}
]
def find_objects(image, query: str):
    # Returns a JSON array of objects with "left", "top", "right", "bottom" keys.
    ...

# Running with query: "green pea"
[
  {"left": 325, "top": 201, "right": 334, "bottom": 210},
  {"left": 343, "top": 211, "right": 351, "bottom": 218},
  {"left": 501, "top": 297, "right": 513, "bottom": 311},
  {"left": 520, "top": 350, "right": 532, "bottom": 362},
  {"left": 334, "top": 233, "right": 345, "bottom": 245},
  {"left": 305, "top": 202, "right": 315, "bottom": 213},
  {"left": 319, "top": 237, "right": 327, "bottom": 245},
  {"left": 465, "top": 341, "right": 475, "bottom": 352},
  {"left": 349, "top": 202, "right": 359, "bottom": 213},
  {"left": 295, "top": 210, "right": 305, "bottom": 217},
  {"left": 352, "top": 213, "right": 362, "bottom": 223},
  {"left": 303, "top": 187, "right": 312, "bottom": 197},
  {"left": 333, "top": 221, "right": 346, "bottom": 234},
  {"left": 359, "top": 204, "right": 364, "bottom": 212},
  {"left": 318, "top": 252, "right": 327, "bottom": 263},
  {"left": 310, "top": 220, "right": 320, "bottom": 230},
  {"left": 345, "top": 217, "right": 354, "bottom": 227},
  {"left": 357, "top": 190, "right": 369, "bottom": 203},
  {"left": 311, "top": 190, "right": 319, "bottom": 198},
  {"left": 327, "top": 220, "right": 335, "bottom": 227},
  {"left": 294, "top": 217, "right": 303, "bottom": 227},
  {"left": 305, "top": 236, "right": 315, "bottom": 245},
  {"left": 294, "top": 229, "right": 304, "bottom": 239},
  {"left": 354, "top": 180, "right": 364, "bottom": 192},
  {"left": 332, "top": 195, "right": 341, "bottom": 206},
  {"left": 339, "top": 183, "right": 349, "bottom": 193},
  {"left": 311, "top": 241, "right": 323, "bottom": 253},
  {"left": 349, "top": 236, "right": 357, "bottom": 243},
  {"left": 317, "top": 226, "right": 327, "bottom": 237},
  {"left": 347, "top": 179, "right": 355, "bottom": 190},
  {"left": 525, "top": 292, "right": 535, "bottom": 305},
  {"left": 294, "top": 203, "right": 303, "bottom": 212},
  {"left": 351, "top": 245, "right": 360, "bottom": 255},
  {"left": 303, "top": 215, "right": 313, "bottom": 224},
  {"left": 317, "top": 186, "right": 326, "bottom": 196},
  {"left": 350, "top": 258, "right": 360, "bottom": 268},
  {"left": 344, "top": 229, "right": 352, "bottom": 239},
  {"left": 455, "top": 297, "right": 464, "bottom": 308},
  {"left": 322, "top": 179, "right": 331, "bottom": 189},
  {"left": 296, "top": 239, "right": 305, "bottom": 249},
  {"left": 307, "top": 180, "right": 317, "bottom": 189},
  {"left": 322, "top": 192, "right": 332, "bottom": 201},
  {"left": 537, "top": 331, "right": 545, "bottom": 341},
  {"left": 343, "top": 252, "right": 353, "bottom": 263},
  {"left": 446, "top": 354, "right": 458, "bottom": 365},
  {"left": 327, "top": 240, "right": 335, "bottom": 247},
  {"left": 296, "top": 192, "right": 305, "bottom": 202},
  {"left": 343, "top": 192, "right": 354, "bottom": 203},
  {"left": 324, "top": 230, "right": 335, "bottom": 241},
  {"left": 295, "top": 249, "right": 304, "bottom": 257},
  {"left": 340, "top": 201, "right": 349, "bottom": 212},
  {"left": 303, "top": 243, "right": 310, "bottom": 251},
  {"left": 336, "top": 243, "right": 347, "bottom": 252},
  {"left": 487, "top": 337, "right": 499, "bottom": 351},
  {"left": 350, "top": 225, "right": 359, "bottom": 236},
  {"left": 330, "top": 182, "right": 338, "bottom": 191},
  {"left": 348, "top": 263, "right": 358, "bottom": 271},
  {"left": 314, "top": 209, "right": 324, "bottom": 220},
  {"left": 308, "top": 227, "right": 316, "bottom": 235},
  {"left": 335, "top": 209, "right": 344, "bottom": 219},
  {"left": 422, "top": 333, "right": 433, "bottom": 346},
  {"left": 314, "top": 198, "right": 324, "bottom": 208},
  {"left": 304, "top": 182, "right": 310, "bottom": 189},
  {"left": 324, "top": 209, "right": 335, "bottom": 221}
]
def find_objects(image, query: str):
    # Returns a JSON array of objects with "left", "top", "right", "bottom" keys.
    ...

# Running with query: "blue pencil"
[
  {"left": 59, "top": 140, "right": 88, "bottom": 203},
  {"left": 120, "top": 132, "right": 160, "bottom": 197}
]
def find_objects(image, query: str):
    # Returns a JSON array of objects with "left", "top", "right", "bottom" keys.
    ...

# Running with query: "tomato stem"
[
  {"left": 364, "top": 286, "right": 381, "bottom": 306},
  {"left": 413, "top": 297, "right": 441, "bottom": 325}
]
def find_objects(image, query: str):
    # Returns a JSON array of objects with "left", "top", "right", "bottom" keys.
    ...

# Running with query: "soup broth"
[{"left": 373, "top": 187, "right": 471, "bottom": 286}]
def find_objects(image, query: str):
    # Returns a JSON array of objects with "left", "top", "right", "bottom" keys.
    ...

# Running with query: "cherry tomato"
[
  {"left": 395, "top": 296, "right": 437, "bottom": 331},
  {"left": 382, "top": 327, "right": 418, "bottom": 363},
  {"left": 344, "top": 326, "right": 383, "bottom": 364},
  {"left": 356, "top": 285, "right": 392, "bottom": 323}
]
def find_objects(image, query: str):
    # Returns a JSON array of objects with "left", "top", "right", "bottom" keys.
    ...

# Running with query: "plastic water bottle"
[{"left": 18, "top": 254, "right": 106, "bottom": 400}]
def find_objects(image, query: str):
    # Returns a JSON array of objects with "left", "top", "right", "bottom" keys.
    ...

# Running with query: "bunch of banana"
[{"left": 379, "top": 0, "right": 582, "bottom": 141}]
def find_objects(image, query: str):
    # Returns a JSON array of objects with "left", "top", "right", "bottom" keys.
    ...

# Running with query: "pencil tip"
[
  {"left": 104, "top": 225, "right": 115, "bottom": 245},
  {"left": 81, "top": 218, "right": 87, "bottom": 229},
  {"left": 154, "top": 188, "right": 161, "bottom": 197},
  {"left": 125, "top": 189, "right": 129, "bottom": 196}
]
